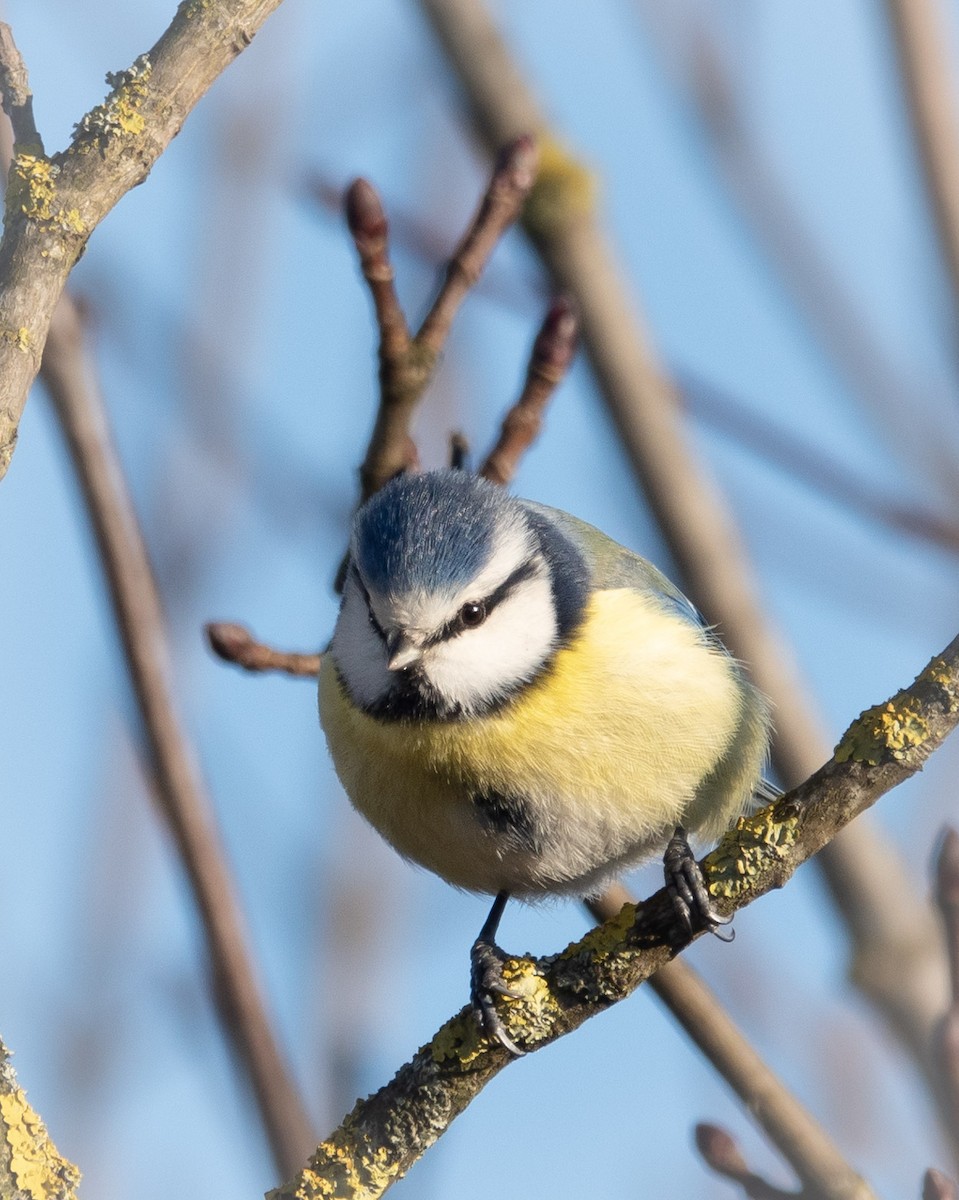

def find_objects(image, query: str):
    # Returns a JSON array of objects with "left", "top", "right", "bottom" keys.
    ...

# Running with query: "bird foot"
[
  {"left": 664, "top": 827, "right": 734, "bottom": 942},
  {"left": 469, "top": 937, "right": 526, "bottom": 1056}
]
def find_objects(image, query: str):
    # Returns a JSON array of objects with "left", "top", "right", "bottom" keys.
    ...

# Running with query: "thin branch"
[
  {"left": 39, "top": 292, "right": 314, "bottom": 1179},
  {"left": 0, "top": 0, "right": 287, "bottom": 483},
  {"left": 0, "top": 22, "right": 43, "bottom": 152},
  {"left": 206, "top": 621, "right": 322, "bottom": 678},
  {"left": 348, "top": 137, "right": 537, "bottom": 505},
  {"left": 925, "top": 1168, "right": 959, "bottom": 1200},
  {"left": 478, "top": 296, "right": 578, "bottom": 485},
  {"left": 0, "top": 1035, "right": 80, "bottom": 1200},
  {"left": 416, "top": 0, "right": 951, "bottom": 1130},
  {"left": 884, "top": 0, "right": 959, "bottom": 341},
  {"left": 936, "top": 828, "right": 959, "bottom": 1136},
  {"left": 589, "top": 888, "right": 865, "bottom": 1200},
  {"left": 270, "top": 633, "right": 959, "bottom": 1200},
  {"left": 695, "top": 1124, "right": 797, "bottom": 1200}
]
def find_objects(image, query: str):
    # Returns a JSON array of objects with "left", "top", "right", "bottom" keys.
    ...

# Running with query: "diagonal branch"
[
  {"left": 415, "top": 0, "right": 951, "bottom": 1137},
  {"left": 0, "top": 23, "right": 43, "bottom": 153},
  {"left": 269, "top": 634, "right": 959, "bottom": 1200},
  {"left": 39, "top": 293, "right": 314, "bottom": 1179},
  {"left": 0, "top": 0, "right": 287, "bottom": 483},
  {"left": 0, "top": 1036, "right": 80, "bottom": 1200},
  {"left": 884, "top": 0, "right": 959, "bottom": 338},
  {"left": 206, "top": 621, "right": 322, "bottom": 678}
]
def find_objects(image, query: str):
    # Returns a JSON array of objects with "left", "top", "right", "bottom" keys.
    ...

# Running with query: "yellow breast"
[{"left": 319, "top": 589, "right": 760, "bottom": 895}]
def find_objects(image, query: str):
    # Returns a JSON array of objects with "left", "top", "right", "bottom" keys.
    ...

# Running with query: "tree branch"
[
  {"left": 588, "top": 888, "right": 869, "bottom": 1200},
  {"left": 415, "top": 0, "right": 952, "bottom": 1133},
  {"left": 206, "top": 620, "right": 322, "bottom": 678},
  {"left": 695, "top": 1124, "right": 798, "bottom": 1200},
  {"left": 0, "top": 0, "right": 286, "bottom": 483},
  {"left": 269, "top": 634, "right": 959, "bottom": 1199},
  {"left": 39, "top": 293, "right": 314, "bottom": 1178},
  {"left": 478, "top": 296, "right": 577, "bottom": 485},
  {"left": 347, "top": 137, "right": 537, "bottom": 506},
  {"left": 0, "top": 1036, "right": 80, "bottom": 1200},
  {"left": 0, "top": 23, "right": 43, "bottom": 153},
  {"left": 936, "top": 828, "right": 959, "bottom": 1138},
  {"left": 884, "top": 0, "right": 959, "bottom": 339}
]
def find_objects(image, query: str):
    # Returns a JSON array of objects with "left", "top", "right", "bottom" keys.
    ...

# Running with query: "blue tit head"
[{"left": 329, "top": 470, "right": 590, "bottom": 720}]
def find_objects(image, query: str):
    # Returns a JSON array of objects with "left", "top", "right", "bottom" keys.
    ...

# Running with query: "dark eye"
[{"left": 460, "top": 601, "right": 487, "bottom": 629}]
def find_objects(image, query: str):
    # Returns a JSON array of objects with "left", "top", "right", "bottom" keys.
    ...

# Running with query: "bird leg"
[
  {"left": 469, "top": 890, "right": 526, "bottom": 1056},
  {"left": 664, "top": 826, "right": 734, "bottom": 942}
]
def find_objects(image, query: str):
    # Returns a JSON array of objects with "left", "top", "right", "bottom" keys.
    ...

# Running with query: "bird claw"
[
  {"left": 664, "top": 827, "right": 734, "bottom": 942},
  {"left": 470, "top": 938, "right": 526, "bottom": 1056}
]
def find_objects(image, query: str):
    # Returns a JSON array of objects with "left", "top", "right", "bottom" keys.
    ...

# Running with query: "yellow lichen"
[
  {"left": 6, "top": 154, "right": 87, "bottom": 237},
  {"left": 524, "top": 135, "right": 597, "bottom": 237},
  {"left": 917, "top": 656, "right": 959, "bottom": 711},
  {"left": 74, "top": 54, "right": 152, "bottom": 149},
  {"left": 705, "top": 807, "right": 800, "bottom": 901},
  {"left": 835, "top": 700, "right": 931, "bottom": 766},
  {"left": 430, "top": 1013, "right": 487, "bottom": 1067},
  {"left": 562, "top": 901, "right": 637, "bottom": 961},
  {"left": 0, "top": 1088, "right": 81, "bottom": 1199},
  {"left": 0, "top": 327, "right": 32, "bottom": 352}
]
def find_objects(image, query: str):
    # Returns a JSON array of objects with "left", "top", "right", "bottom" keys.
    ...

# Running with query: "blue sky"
[{"left": 1, "top": 2, "right": 958, "bottom": 1197}]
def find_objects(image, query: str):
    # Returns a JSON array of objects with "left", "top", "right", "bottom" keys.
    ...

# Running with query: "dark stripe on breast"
[{"left": 472, "top": 790, "right": 542, "bottom": 853}]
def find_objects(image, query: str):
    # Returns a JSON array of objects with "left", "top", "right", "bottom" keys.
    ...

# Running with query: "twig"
[
  {"left": 270, "top": 633, "right": 959, "bottom": 1200},
  {"left": 348, "top": 137, "right": 537, "bottom": 505},
  {"left": 589, "top": 887, "right": 866, "bottom": 1200},
  {"left": 0, "top": 1035, "right": 80, "bottom": 1200},
  {"left": 416, "top": 0, "right": 951, "bottom": 1130},
  {"left": 925, "top": 1168, "right": 959, "bottom": 1200},
  {"left": 936, "top": 828, "right": 959, "bottom": 1136},
  {"left": 206, "top": 621, "right": 321, "bottom": 678},
  {"left": 0, "top": 0, "right": 287, "bottom": 483},
  {"left": 884, "top": 0, "right": 959, "bottom": 342},
  {"left": 479, "top": 296, "right": 578, "bottom": 485},
  {"left": 695, "top": 1124, "right": 796, "bottom": 1200},
  {"left": 0, "top": 22, "right": 43, "bottom": 152},
  {"left": 39, "top": 292, "right": 314, "bottom": 1178}
]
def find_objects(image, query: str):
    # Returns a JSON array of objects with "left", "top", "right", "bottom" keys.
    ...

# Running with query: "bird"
[{"left": 319, "top": 468, "right": 772, "bottom": 1055}]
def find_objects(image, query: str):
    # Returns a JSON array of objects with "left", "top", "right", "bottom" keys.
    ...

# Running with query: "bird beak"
[{"left": 386, "top": 631, "right": 423, "bottom": 672}]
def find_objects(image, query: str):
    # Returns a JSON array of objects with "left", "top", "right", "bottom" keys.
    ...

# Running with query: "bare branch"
[
  {"left": 925, "top": 1167, "right": 959, "bottom": 1200},
  {"left": 0, "top": 22, "right": 43, "bottom": 152},
  {"left": 589, "top": 884, "right": 868, "bottom": 1200},
  {"left": 417, "top": 135, "right": 538, "bottom": 353},
  {"left": 479, "top": 296, "right": 577, "bottom": 486},
  {"left": 416, "top": 0, "right": 951, "bottom": 1126},
  {"left": 0, "top": 0, "right": 287, "bottom": 483},
  {"left": 206, "top": 620, "right": 321, "bottom": 678},
  {"left": 39, "top": 292, "right": 314, "bottom": 1178},
  {"left": 884, "top": 0, "right": 959, "bottom": 338},
  {"left": 695, "top": 1124, "right": 796, "bottom": 1200},
  {"left": 936, "top": 828, "right": 959, "bottom": 1137},
  {"left": 0, "top": 1036, "right": 80, "bottom": 1200},
  {"left": 349, "top": 137, "right": 537, "bottom": 506},
  {"left": 269, "top": 635, "right": 959, "bottom": 1199}
]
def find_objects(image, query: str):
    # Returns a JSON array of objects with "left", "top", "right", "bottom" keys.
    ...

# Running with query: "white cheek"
[
  {"left": 329, "top": 583, "right": 391, "bottom": 708},
  {"left": 423, "top": 576, "right": 558, "bottom": 713}
]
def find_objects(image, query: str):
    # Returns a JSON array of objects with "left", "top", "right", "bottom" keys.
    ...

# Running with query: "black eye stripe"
[
  {"left": 349, "top": 563, "right": 387, "bottom": 643},
  {"left": 427, "top": 558, "right": 541, "bottom": 647}
]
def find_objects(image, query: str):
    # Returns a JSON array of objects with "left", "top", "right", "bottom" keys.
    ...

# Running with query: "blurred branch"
[
  {"left": 0, "top": 22, "right": 43, "bottom": 152},
  {"left": 684, "top": 26, "right": 959, "bottom": 498},
  {"left": 695, "top": 1124, "right": 797, "bottom": 1200},
  {"left": 39, "top": 293, "right": 314, "bottom": 1178},
  {"left": 925, "top": 1168, "right": 959, "bottom": 1200},
  {"left": 936, "top": 828, "right": 959, "bottom": 1137},
  {"left": 0, "top": 1035, "right": 80, "bottom": 1200},
  {"left": 478, "top": 296, "right": 577, "bottom": 484},
  {"left": 271, "top": 634, "right": 959, "bottom": 1200},
  {"left": 206, "top": 620, "right": 322, "bottom": 677},
  {"left": 589, "top": 887, "right": 866, "bottom": 1200},
  {"left": 417, "top": 0, "right": 952, "bottom": 1131},
  {"left": 884, "top": 0, "right": 959, "bottom": 337},
  {"left": 347, "top": 138, "right": 537, "bottom": 506},
  {"left": 0, "top": 0, "right": 286, "bottom": 483}
]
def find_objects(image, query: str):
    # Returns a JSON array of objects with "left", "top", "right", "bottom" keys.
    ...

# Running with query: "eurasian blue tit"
[{"left": 319, "top": 469, "right": 772, "bottom": 1053}]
